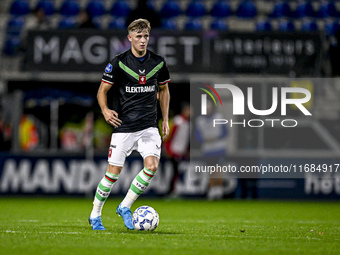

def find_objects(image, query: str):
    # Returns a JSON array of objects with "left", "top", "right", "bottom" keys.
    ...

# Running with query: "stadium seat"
[
  {"left": 210, "top": 19, "right": 228, "bottom": 31},
  {"left": 159, "top": 0, "right": 182, "bottom": 19},
  {"left": 269, "top": 0, "right": 292, "bottom": 18},
  {"left": 147, "top": 0, "right": 156, "bottom": 11},
  {"left": 316, "top": 0, "right": 339, "bottom": 18},
  {"left": 300, "top": 19, "right": 318, "bottom": 32},
  {"left": 294, "top": 0, "right": 315, "bottom": 19},
  {"left": 186, "top": 0, "right": 207, "bottom": 18},
  {"left": 236, "top": 0, "right": 257, "bottom": 19},
  {"left": 161, "top": 18, "right": 178, "bottom": 30},
  {"left": 324, "top": 20, "right": 340, "bottom": 36},
  {"left": 256, "top": 20, "right": 272, "bottom": 31},
  {"left": 92, "top": 17, "right": 102, "bottom": 29},
  {"left": 9, "top": 0, "right": 30, "bottom": 16},
  {"left": 277, "top": 19, "right": 295, "bottom": 32},
  {"left": 6, "top": 16, "right": 25, "bottom": 36},
  {"left": 184, "top": 18, "right": 203, "bottom": 30},
  {"left": 35, "top": 0, "right": 56, "bottom": 16},
  {"left": 3, "top": 35, "right": 21, "bottom": 56},
  {"left": 58, "top": 16, "right": 77, "bottom": 29},
  {"left": 108, "top": 17, "right": 126, "bottom": 29},
  {"left": 210, "top": 0, "right": 232, "bottom": 19},
  {"left": 110, "top": 0, "right": 131, "bottom": 18},
  {"left": 60, "top": 0, "right": 80, "bottom": 17},
  {"left": 86, "top": 0, "right": 106, "bottom": 18}
]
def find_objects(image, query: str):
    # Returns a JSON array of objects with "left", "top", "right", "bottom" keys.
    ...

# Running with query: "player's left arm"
[{"left": 158, "top": 83, "right": 170, "bottom": 141}]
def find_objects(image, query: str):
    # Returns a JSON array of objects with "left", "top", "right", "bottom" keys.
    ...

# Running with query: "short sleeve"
[
  {"left": 157, "top": 59, "right": 171, "bottom": 85},
  {"left": 101, "top": 59, "right": 116, "bottom": 85}
]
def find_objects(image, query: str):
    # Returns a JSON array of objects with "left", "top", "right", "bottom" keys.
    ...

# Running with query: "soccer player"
[
  {"left": 89, "top": 19, "right": 170, "bottom": 230},
  {"left": 195, "top": 100, "right": 227, "bottom": 200},
  {"left": 164, "top": 103, "right": 191, "bottom": 196}
]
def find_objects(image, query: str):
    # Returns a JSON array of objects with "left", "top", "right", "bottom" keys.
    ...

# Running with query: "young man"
[{"left": 89, "top": 19, "right": 170, "bottom": 230}]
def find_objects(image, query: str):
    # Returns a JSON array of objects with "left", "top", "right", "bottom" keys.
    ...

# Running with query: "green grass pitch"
[{"left": 0, "top": 197, "right": 339, "bottom": 255}]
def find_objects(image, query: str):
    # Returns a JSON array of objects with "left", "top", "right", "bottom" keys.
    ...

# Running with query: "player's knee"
[
  {"left": 145, "top": 164, "right": 158, "bottom": 172},
  {"left": 107, "top": 164, "right": 123, "bottom": 175},
  {"left": 144, "top": 156, "right": 159, "bottom": 172},
  {"left": 144, "top": 162, "right": 158, "bottom": 172}
]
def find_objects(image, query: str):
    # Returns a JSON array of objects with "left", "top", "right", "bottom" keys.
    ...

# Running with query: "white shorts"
[{"left": 107, "top": 127, "right": 162, "bottom": 167}]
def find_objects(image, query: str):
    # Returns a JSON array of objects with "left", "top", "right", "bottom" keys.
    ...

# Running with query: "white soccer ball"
[{"left": 132, "top": 206, "right": 159, "bottom": 231}]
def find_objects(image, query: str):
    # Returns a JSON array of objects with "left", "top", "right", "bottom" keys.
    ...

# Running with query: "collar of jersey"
[{"left": 118, "top": 60, "right": 164, "bottom": 82}]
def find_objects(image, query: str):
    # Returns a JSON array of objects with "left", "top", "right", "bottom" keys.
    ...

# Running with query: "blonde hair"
[{"left": 128, "top": 19, "right": 151, "bottom": 33}]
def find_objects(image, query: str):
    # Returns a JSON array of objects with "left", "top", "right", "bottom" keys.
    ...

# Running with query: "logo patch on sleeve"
[{"left": 105, "top": 63, "right": 113, "bottom": 73}]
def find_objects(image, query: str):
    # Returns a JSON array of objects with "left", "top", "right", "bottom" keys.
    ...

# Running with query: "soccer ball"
[{"left": 132, "top": 206, "right": 159, "bottom": 231}]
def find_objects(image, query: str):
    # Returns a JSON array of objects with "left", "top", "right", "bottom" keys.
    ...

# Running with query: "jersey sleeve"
[
  {"left": 101, "top": 58, "right": 117, "bottom": 85},
  {"left": 157, "top": 58, "right": 171, "bottom": 85}
]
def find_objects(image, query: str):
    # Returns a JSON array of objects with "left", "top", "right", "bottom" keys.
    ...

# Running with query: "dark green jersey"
[{"left": 101, "top": 49, "right": 170, "bottom": 133}]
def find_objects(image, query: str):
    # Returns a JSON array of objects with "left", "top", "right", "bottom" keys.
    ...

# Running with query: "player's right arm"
[{"left": 97, "top": 81, "right": 122, "bottom": 127}]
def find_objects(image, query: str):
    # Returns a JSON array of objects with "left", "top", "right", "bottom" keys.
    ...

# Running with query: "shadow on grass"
[
  {"left": 101, "top": 228, "right": 180, "bottom": 235},
  {"left": 43, "top": 224, "right": 180, "bottom": 235}
]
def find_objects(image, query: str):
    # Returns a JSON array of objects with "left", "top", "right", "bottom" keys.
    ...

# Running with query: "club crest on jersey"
[
  {"left": 138, "top": 69, "right": 146, "bottom": 84},
  {"left": 105, "top": 63, "right": 112, "bottom": 73},
  {"left": 139, "top": 75, "right": 146, "bottom": 84}
]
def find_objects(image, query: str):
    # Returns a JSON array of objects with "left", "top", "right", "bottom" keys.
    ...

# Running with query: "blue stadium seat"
[
  {"left": 60, "top": 0, "right": 80, "bottom": 17},
  {"left": 108, "top": 17, "right": 126, "bottom": 29},
  {"left": 9, "top": 0, "right": 30, "bottom": 16},
  {"left": 300, "top": 19, "right": 318, "bottom": 32},
  {"left": 236, "top": 0, "right": 257, "bottom": 19},
  {"left": 269, "top": 0, "right": 292, "bottom": 18},
  {"left": 35, "top": 0, "right": 56, "bottom": 16},
  {"left": 3, "top": 35, "right": 21, "bottom": 56},
  {"left": 161, "top": 18, "right": 178, "bottom": 30},
  {"left": 316, "top": 0, "right": 339, "bottom": 18},
  {"left": 184, "top": 18, "right": 203, "bottom": 30},
  {"left": 324, "top": 20, "right": 340, "bottom": 36},
  {"left": 6, "top": 16, "right": 25, "bottom": 36},
  {"left": 277, "top": 19, "right": 295, "bottom": 32},
  {"left": 294, "top": 0, "right": 315, "bottom": 19},
  {"left": 86, "top": 0, "right": 106, "bottom": 18},
  {"left": 110, "top": 0, "right": 131, "bottom": 17},
  {"left": 58, "top": 16, "right": 77, "bottom": 29},
  {"left": 210, "top": 19, "right": 228, "bottom": 31},
  {"left": 256, "top": 20, "right": 272, "bottom": 31},
  {"left": 186, "top": 0, "right": 207, "bottom": 18},
  {"left": 210, "top": 0, "right": 232, "bottom": 18},
  {"left": 147, "top": 0, "right": 156, "bottom": 11},
  {"left": 92, "top": 17, "right": 102, "bottom": 29},
  {"left": 160, "top": 0, "right": 181, "bottom": 19}
]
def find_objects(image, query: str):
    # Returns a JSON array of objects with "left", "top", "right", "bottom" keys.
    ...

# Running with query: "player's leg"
[
  {"left": 207, "top": 157, "right": 224, "bottom": 200},
  {"left": 89, "top": 164, "right": 123, "bottom": 230},
  {"left": 120, "top": 127, "right": 161, "bottom": 208},
  {"left": 117, "top": 128, "right": 161, "bottom": 230},
  {"left": 90, "top": 165, "right": 122, "bottom": 217},
  {"left": 117, "top": 156, "right": 159, "bottom": 230},
  {"left": 89, "top": 132, "right": 131, "bottom": 230},
  {"left": 120, "top": 156, "right": 159, "bottom": 209}
]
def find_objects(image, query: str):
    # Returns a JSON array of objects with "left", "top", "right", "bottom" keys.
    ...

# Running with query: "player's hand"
[
  {"left": 162, "top": 120, "right": 169, "bottom": 141},
  {"left": 103, "top": 108, "right": 122, "bottom": 127}
]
